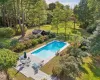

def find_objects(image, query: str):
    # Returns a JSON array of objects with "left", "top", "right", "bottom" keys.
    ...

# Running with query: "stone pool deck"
[{"left": 15, "top": 53, "right": 53, "bottom": 80}]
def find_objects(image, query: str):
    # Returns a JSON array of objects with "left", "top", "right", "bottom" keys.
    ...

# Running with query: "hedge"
[{"left": 0, "top": 27, "right": 15, "bottom": 38}]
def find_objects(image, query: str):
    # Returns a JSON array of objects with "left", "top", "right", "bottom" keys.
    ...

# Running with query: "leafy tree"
[
  {"left": 0, "top": 49, "right": 18, "bottom": 80},
  {"left": 61, "top": 8, "right": 72, "bottom": 40},
  {"left": 74, "top": 0, "right": 92, "bottom": 28},
  {"left": 0, "top": 0, "right": 47, "bottom": 37},
  {"left": 52, "top": 3, "right": 72, "bottom": 35},
  {"left": 89, "top": 21, "right": 100, "bottom": 56},
  {"left": 26, "top": 0, "right": 47, "bottom": 29},
  {"left": 48, "top": 3, "right": 56, "bottom": 11},
  {"left": 52, "top": 8, "right": 61, "bottom": 34},
  {"left": 55, "top": 1, "right": 64, "bottom": 9},
  {"left": 60, "top": 56, "right": 80, "bottom": 80}
]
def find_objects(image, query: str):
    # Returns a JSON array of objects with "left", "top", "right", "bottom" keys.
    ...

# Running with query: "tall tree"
[
  {"left": 74, "top": 0, "right": 90, "bottom": 28},
  {"left": 52, "top": 8, "right": 61, "bottom": 34},
  {"left": 89, "top": 21, "right": 100, "bottom": 56},
  {"left": 61, "top": 7, "right": 72, "bottom": 40},
  {"left": 48, "top": 3, "right": 56, "bottom": 11},
  {"left": 52, "top": 2, "right": 65, "bottom": 34}
]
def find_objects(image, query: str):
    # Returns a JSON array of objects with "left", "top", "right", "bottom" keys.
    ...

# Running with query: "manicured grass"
[
  {"left": 8, "top": 68, "right": 33, "bottom": 80},
  {"left": 40, "top": 56, "right": 61, "bottom": 75},
  {"left": 25, "top": 22, "right": 88, "bottom": 37},
  {"left": 77, "top": 57, "right": 100, "bottom": 80},
  {"left": 40, "top": 22, "right": 79, "bottom": 34}
]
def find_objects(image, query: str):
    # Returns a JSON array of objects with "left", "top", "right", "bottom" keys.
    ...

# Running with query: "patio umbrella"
[{"left": 24, "top": 52, "right": 27, "bottom": 59}]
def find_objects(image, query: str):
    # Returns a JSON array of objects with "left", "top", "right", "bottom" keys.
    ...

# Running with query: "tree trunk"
[
  {"left": 2, "top": 4, "right": 6, "bottom": 27},
  {"left": 13, "top": 0, "right": 17, "bottom": 31},
  {"left": 38, "top": 17, "right": 40, "bottom": 29},
  {"left": 17, "top": 0, "right": 25, "bottom": 38},
  {"left": 21, "top": 0, "right": 25, "bottom": 37},
  {"left": 7, "top": 14, "right": 10, "bottom": 27},
  {"left": 57, "top": 20, "right": 59, "bottom": 35},
  {"left": 65, "top": 21, "right": 67, "bottom": 40},
  {"left": 74, "top": 20, "right": 75, "bottom": 30},
  {"left": 22, "top": 12, "right": 25, "bottom": 37}
]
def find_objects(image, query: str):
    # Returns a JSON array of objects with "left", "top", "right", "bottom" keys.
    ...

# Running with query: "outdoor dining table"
[{"left": 20, "top": 58, "right": 31, "bottom": 67}]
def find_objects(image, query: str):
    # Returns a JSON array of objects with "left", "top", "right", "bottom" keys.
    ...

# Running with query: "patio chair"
[
  {"left": 25, "top": 57, "right": 31, "bottom": 67},
  {"left": 39, "top": 60, "right": 44, "bottom": 67},
  {"left": 55, "top": 51, "right": 60, "bottom": 56},
  {"left": 32, "top": 63, "right": 39, "bottom": 74}
]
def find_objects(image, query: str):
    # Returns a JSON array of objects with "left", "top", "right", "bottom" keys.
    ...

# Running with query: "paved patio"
[{"left": 15, "top": 53, "right": 53, "bottom": 80}]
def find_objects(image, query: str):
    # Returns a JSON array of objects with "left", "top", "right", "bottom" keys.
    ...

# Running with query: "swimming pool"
[{"left": 31, "top": 40, "right": 69, "bottom": 60}]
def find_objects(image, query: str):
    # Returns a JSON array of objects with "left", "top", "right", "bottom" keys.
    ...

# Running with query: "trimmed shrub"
[
  {"left": 24, "top": 40, "right": 32, "bottom": 49},
  {"left": 37, "top": 37, "right": 44, "bottom": 44},
  {"left": 52, "top": 66, "right": 62, "bottom": 77},
  {"left": 10, "top": 38, "right": 19, "bottom": 47},
  {"left": 0, "top": 27, "right": 15, "bottom": 38},
  {"left": 0, "top": 42, "right": 5, "bottom": 48},
  {"left": 28, "top": 34, "right": 36, "bottom": 39},
  {"left": 48, "top": 32, "right": 56, "bottom": 38},
  {"left": 42, "top": 36, "right": 49, "bottom": 41},
  {"left": 32, "top": 40, "right": 38, "bottom": 46},
  {"left": 13, "top": 43, "right": 25, "bottom": 52}
]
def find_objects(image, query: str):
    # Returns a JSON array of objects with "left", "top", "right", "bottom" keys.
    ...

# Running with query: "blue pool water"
[{"left": 31, "top": 40, "right": 67, "bottom": 60}]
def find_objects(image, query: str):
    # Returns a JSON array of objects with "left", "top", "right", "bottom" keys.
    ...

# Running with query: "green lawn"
[
  {"left": 40, "top": 22, "right": 79, "bottom": 34},
  {"left": 80, "top": 64, "right": 100, "bottom": 80},
  {"left": 77, "top": 57, "right": 100, "bottom": 80},
  {"left": 8, "top": 68, "right": 33, "bottom": 80},
  {"left": 40, "top": 56, "right": 61, "bottom": 75}
]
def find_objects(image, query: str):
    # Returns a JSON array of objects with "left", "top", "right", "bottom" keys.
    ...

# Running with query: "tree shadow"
[
  {"left": 75, "top": 28, "right": 91, "bottom": 37},
  {"left": 15, "top": 64, "right": 24, "bottom": 76},
  {"left": 79, "top": 65, "right": 88, "bottom": 74},
  {"left": 89, "top": 64, "right": 100, "bottom": 77},
  {"left": 88, "top": 57, "right": 100, "bottom": 77}
]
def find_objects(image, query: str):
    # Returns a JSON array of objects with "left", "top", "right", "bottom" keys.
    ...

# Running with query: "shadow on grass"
[
  {"left": 89, "top": 64, "right": 100, "bottom": 77},
  {"left": 75, "top": 28, "right": 91, "bottom": 37},
  {"left": 79, "top": 65, "right": 88, "bottom": 74},
  {"left": 88, "top": 57, "right": 100, "bottom": 77}
]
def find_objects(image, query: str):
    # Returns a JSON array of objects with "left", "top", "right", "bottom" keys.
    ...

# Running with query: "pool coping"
[{"left": 28, "top": 40, "right": 70, "bottom": 65}]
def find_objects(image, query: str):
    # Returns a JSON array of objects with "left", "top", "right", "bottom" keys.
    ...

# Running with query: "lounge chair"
[
  {"left": 39, "top": 60, "right": 44, "bottom": 67},
  {"left": 55, "top": 51, "right": 60, "bottom": 56},
  {"left": 32, "top": 63, "right": 40, "bottom": 74},
  {"left": 32, "top": 63, "right": 40, "bottom": 69}
]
